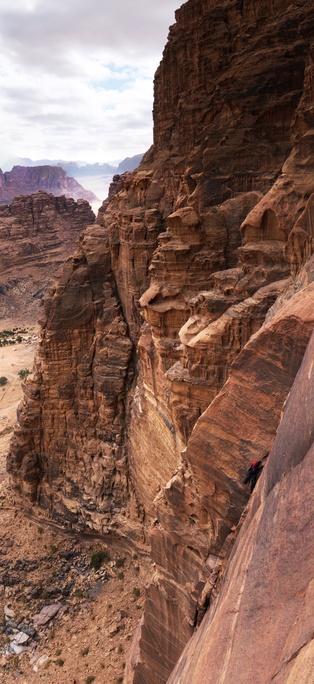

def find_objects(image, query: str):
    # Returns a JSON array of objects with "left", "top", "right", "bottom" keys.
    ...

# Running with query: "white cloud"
[{"left": 0, "top": 0, "right": 179, "bottom": 165}]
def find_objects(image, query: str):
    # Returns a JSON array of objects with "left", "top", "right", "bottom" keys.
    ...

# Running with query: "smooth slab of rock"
[
  {"left": 32, "top": 602, "right": 63, "bottom": 626},
  {"left": 10, "top": 630, "right": 30, "bottom": 645}
]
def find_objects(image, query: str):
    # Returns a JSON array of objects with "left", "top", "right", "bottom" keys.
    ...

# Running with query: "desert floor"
[
  {"left": 0, "top": 324, "right": 38, "bottom": 480},
  {"left": 0, "top": 324, "right": 150, "bottom": 684}
]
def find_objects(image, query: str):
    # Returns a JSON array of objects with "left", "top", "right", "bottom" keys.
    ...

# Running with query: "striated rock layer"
[
  {"left": 0, "top": 165, "right": 98, "bottom": 205},
  {"left": 7, "top": 1, "right": 314, "bottom": 684},
  {"left": 167, "top": 328, "right": 314, "bottom": 684},
  {"left": 0, "top": 191, "right": 95, "bottom": 321}
]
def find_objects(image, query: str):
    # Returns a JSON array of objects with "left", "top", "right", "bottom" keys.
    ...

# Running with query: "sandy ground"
[
  {"left": 0, "top": 323, "right": 150, "bottom": 683},
  {"left": 0, "top": 325, "right": 38, "bottom": 482}
]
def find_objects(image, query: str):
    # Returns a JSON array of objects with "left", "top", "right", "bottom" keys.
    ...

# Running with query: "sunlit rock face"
[{"left": 7, "top": 1, "right": 314, "bottom": 683}]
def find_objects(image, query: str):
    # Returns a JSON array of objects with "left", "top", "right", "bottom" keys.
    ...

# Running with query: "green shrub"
[
  {"left": 133, "top": 587, "right": 140, "bottom": 597},
  {"left": 0, "top": 377, "right": 8, "bottom": 386},
  {"left": 90, "top": 549, "right": 110, "bottom": 570},
  {"left": 18, "top": 368, "right": 30, "bottom": 379},
  {"left": 74, "top": 588, "right": 84, "bottom": 598},
  {"left": 115, "top": 557, "right": 125, "bottom": 568},
  {"left": 56, "top": 658, "right": 64, "bottom": 667},
  {"left": 85, "top": 677, "right": 95, "bottom": 684}
]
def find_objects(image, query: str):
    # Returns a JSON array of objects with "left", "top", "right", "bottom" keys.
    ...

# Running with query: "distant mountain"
[
  {"left": 63, "top": 162, "right": 117, "bottom": 177},
  {"left": 117, "top": 154, "right": 144, "bottom": 173},
  {"left": 0, "top": 165, "right": 98, "bottom": 205},
  {"left": 2, "top": 154, "right": 145, "bottom": 176}
]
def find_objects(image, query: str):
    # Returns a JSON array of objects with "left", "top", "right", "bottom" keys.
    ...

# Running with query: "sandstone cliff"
[
  {"left": 0, "top": 165, "right": 97, "bottom": 205},
  {"left": 7, "top": 1, "right": 314, "bottom": 683},
  {"left": 167, "top": 327, "right": 314, "bottom": 684},
  {"left": 0, "top": 192, "right": 95, "bottom": 321}
]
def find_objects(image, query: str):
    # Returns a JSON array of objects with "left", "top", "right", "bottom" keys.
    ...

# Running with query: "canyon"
[{"left": 4, "top": 0, "right": 314, "bottom": 683}]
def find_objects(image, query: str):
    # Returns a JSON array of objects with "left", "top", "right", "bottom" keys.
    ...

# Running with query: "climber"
[{"left": 243, "top": 460, "right": 263, "bottom": 493}]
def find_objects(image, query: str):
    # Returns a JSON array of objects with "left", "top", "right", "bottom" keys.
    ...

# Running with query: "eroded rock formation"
[
  {"left": 0, "top": 191, "right": 95, "bottom": 321},
  {"left": 0, "top": 165, "right": 97, "bottom": 205},
  {"left": 7, "top": 1, "right": 314, "bottom": 683}
]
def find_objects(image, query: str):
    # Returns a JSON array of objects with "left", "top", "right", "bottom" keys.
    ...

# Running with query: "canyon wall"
[
  {"left": 167, "top": 327, "right": 314, "bottom": 684},
  {"left": 0, "top": 191, "right": 95, "bottom": 321},
  {"left": 0, "top": 165, "right": 97, "bottom": 205},
  {"left": 7, "top": 1, "right": 314, "bottom": 683}
]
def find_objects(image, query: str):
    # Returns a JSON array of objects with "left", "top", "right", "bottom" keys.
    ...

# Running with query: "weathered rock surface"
[
  {"left": 6, "top": 1, "right": 314, "bottom": 684},
  {"left": 167, "top": 328, "right": 314, "bottom": 684},
  {"left": 0, "top": 192, "right": 95, "bottom": 321},
  {"left": 0, "top": 165, "right": 98, "bottom": 205}
]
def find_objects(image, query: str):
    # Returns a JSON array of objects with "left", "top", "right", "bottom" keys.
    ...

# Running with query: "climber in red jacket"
[{"left": 243, "top": 460, "right": 263, "bottom": 493}]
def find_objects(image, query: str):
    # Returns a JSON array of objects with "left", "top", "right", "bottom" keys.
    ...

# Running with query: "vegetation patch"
[
  {"left": 18, "top": 368, "right": 30, "bottom": 379},
  {"left": 55, "top": 658, "right": 64, "bottom": 667},
  {"left": 0, "top": 329, "right": 27, "bottom": 346},
  {"left": 90, "top": 549, "right": 110, "bottom": 570}
]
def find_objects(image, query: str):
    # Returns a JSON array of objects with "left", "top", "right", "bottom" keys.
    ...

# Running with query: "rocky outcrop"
[
  {"left": 97, "top": 173, "right": 130, "bottom": 217},
  {"left": 0, "top": 165, "right": 98, "bottom": 205},
  {"left": 0, "top": 191, "right": 95, "bottom": 321},
  {"left": 6, "top": 2, "right": 314, "bottom": 684}
]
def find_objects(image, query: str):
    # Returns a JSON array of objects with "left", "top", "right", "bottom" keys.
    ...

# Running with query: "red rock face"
[
  {"left": 167, "top": 327, "right": 314, "bottom": 684},
  {"left": 0, "top": 165, "right": 97, "bottom": 205},
  {"left": 0, "top": 191, "right": 95, "bottom": 321},
  {"left": 6, "top": 1, "right": 314, "bottom": 684}
]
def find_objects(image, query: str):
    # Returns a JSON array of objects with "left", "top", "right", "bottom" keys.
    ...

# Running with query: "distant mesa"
[
  {"left": 0, "top": 155, "right": 144, "bottom": 207},
  {"left": 0, "top": 165, "right": 98, "bottom": 206}
]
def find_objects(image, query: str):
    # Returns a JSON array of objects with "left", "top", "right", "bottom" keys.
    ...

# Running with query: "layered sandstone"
[
  {"left": 6, "top": 2, "right": 314, "bottom": 684},
  {"left": 168, "top": 328, "right": 314, "bottom": 684},
  {"left": 0, "top": 165, "right": 97, "bottom": 205},
  {"left": 0, "top": 191, "right": 95, "bottom": 321}
]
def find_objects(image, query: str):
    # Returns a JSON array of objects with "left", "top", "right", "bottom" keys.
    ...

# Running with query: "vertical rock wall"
[{"left": 167, "top": 327, "right": 314, "bottom": 684}]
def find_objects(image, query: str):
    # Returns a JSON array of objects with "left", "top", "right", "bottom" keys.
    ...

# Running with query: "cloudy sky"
[{"left": 0, "top": 0, "right": 179, "bottom": 167}]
